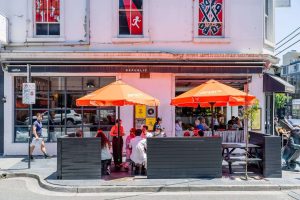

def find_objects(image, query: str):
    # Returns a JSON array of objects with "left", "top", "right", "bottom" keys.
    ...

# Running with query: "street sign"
[{"left": 22, "top": 83, "right": 36, "bottom": 104}]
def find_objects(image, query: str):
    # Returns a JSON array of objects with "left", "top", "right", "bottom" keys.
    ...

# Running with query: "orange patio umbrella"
[
  {"left": 76, "top": 80, "right": 160, "bottom": 107},
  {"left": 76, "top": 80, "right": 160, "bottom": 165},
  {"left": 171, "top": 79, "right": 256, "bottom": 135}
]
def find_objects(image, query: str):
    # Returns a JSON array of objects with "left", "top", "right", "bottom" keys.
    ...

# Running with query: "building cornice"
[{"left": 0, "top": 51, "right": 278, "bottom": 64}]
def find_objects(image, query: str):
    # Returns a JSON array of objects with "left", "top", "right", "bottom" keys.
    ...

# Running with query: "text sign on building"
[
  {"left": 0, "top": 14, "right": 8, "bottom": 44},
  {"left": 22, "top": 83, "right": 36, "bottom": 104}
]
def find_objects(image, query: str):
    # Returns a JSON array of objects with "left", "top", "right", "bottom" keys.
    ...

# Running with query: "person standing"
[
  {"left": 30, "top": 113, "right": 50, "bottom": 160},
  {"left": 175, "top": 120, "right": 183, "bottom": 137},
  {"left": 110, "top": 119, "right": 125, "bottom": 169},
  {"left": 153, "top": 117, "right": 162, "bottom": 132}
]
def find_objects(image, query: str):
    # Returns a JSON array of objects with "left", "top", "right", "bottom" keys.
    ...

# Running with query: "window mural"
[
  {"left": 198, "top": 0, "right": 223, "bottom": 36},
  {"left": 35, "top": 0, "right": 60, "bottom": 35},
  {"left": 119, "top": 0, "right": 143, "bottom": 35}
]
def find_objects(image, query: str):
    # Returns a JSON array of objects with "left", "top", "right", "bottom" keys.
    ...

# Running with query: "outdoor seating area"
[{"left": 52, "top": 79, "right": 284, "bottom": 180}]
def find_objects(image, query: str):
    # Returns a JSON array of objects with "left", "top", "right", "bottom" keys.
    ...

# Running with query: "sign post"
[{"left": 23, "top": 64, "right": 35, "bottom": 168}]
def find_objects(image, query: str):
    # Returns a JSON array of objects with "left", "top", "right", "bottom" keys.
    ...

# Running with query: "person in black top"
[{"left": 153, "top": 117, "right": 162, "bottom": 132}]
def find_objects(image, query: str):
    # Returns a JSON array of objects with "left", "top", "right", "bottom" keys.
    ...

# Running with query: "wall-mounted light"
[{"left": 87, "top": 80, "right": 95, "bottom": 88}]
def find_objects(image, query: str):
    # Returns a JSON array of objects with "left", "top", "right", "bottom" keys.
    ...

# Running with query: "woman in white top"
[{"left": 96, "top": 130, "right": 112, "bottom": 175}]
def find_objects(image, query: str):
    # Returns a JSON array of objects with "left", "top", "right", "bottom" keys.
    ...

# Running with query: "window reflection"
[
  {"left": 14, "top": 76, "right": 116, "bottom": 143},
  {"left": 66, "top": 77, "right": 82, "bottom": 91},
  {"left": 50, "top": 77, "right": 65, "bottom": 91},
  {"left": 66, "top": 93, "right": 83, "bottom": 109},
  {"left": 49, "top": 93, "right": 65, "bottom": 109}
]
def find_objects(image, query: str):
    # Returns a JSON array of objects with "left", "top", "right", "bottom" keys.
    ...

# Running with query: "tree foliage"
[
  {"left": 275, "top": 93, "right": 291, "bottom": 109},
  {"left": 243, "top": 99, "right": 260, "bottom": 126}
]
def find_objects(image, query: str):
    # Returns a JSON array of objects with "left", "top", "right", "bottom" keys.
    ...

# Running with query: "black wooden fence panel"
[
  {"left": 57, "top": 138, "right": 102, "bottom": 179},
  {"left": 249, "top": 132, "right": 282, "bottom": 178},
  {"left": 147, "top": 137, "right": 222, "bottom": 179}
]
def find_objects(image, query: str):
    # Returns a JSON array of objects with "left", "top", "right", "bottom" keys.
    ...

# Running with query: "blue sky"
[{"left": 275, "top": 0, "right": 300, "bottom": 63}]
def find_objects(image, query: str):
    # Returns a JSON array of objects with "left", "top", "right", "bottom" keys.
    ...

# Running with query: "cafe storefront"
[{"left": 0, "top": 51, "right": 277, "bottom": 155}]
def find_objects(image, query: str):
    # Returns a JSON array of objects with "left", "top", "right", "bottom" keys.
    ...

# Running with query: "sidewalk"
[{"left": 1, "top": 156, "right": 300, "bottom": 193}]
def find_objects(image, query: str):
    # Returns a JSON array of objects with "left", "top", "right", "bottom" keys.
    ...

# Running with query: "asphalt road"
[{"left": 0, "top": 177, "right": 299, "bottom": 200}]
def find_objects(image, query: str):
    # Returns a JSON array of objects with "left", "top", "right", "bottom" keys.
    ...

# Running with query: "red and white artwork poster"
[
  {"left": 35, "top": 0, "right": 60, "bottom": 23},
  {"left": 123, "top": 0, "right": 143, "bottom": 35},
  {"left": 199, "top": 0, "right": 223, "bottom": 36}
]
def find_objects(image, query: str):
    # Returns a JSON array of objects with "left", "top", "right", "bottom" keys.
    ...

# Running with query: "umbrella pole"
[
  {"left": 210, "top": 102, "right": 215, "bottom": 136},
  {"left": 117, "top": 106, "right": 121, "bottom": 165}
]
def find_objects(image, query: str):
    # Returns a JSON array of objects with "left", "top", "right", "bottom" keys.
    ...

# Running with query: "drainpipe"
[{"left": 5, "top": 0, "right": 90, "bottom": 47}]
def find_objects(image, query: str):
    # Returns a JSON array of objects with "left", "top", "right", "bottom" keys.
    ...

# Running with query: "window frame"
[
  {"left": 195, "top": 0, "right": 225, "bottom": 38},
  {"left": 264, "top": 0, "right": 275, "bottom": 46},
  {"left": 33, "top": 0, "right": 65, "bottom": 38},
  {"left": 112, "top": 0, "right": 150, "bottom": 42}
]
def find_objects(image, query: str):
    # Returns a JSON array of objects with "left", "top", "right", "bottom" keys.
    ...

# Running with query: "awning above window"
[{"left": 263, "top": 73, "right": 295, "bottom": 93}]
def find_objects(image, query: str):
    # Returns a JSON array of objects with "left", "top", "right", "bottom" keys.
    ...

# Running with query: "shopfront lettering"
[{"left": 125, "top": 68, "right": 148, "bottom": 73}]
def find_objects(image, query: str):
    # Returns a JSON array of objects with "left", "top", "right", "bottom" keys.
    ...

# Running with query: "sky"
[{"left": 275, "top": 0, "right": 300, "bottom": 64}]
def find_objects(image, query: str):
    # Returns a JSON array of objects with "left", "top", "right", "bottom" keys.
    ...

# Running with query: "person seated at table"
[
  {"left": 197, "top": 117, "right": 209, "bottom": 131},
  {"left": 69, "top": 129, "right": 83, "bottom": 137},
  {"left": 142, "top": 125, "right": 153, "bottom": 138},
  {"left": 192, "top": 129, "right": 199, "bottom": 137},
  {"left": 130, "top": 129, "right": 147, "bottom": 174},
  {"left": 227, "top": 124, "right": 235, "bottom": 130},
  {"left": 218, "top": 117, "right": 226, "bottom": 130},
  {"left": 183, "top": 131, "right": 191, "bottom": 137},
  {"left": 194, "top": 119, "right": 200, "bottom": 129},
  {"left": 227, "top": 116, "right": 236, "bottom": 126},
  {"left": 233, "top": 117, "right": 243, "bottom": 130},
  {"left": 198, "top": 130, "right": 204, "bottom": 137},
  {"left": 95, "top": 129, "right": 112, "bottom": 175}
]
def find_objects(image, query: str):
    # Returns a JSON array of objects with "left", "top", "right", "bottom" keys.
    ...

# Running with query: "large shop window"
[
  {"left": 198, "top": 0, "right": 223, "bottom": 37},
  {"left": 35, "top": 0, "right": 60, "bottom": 36},
  {"left": 119, "top": 0, "right": 143, "bottom": 35},
  {"left": 14, "top": 76, "right": 116, "bottom": 143}
]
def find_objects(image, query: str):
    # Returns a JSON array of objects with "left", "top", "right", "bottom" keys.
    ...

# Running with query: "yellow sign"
[
  {"left": 146, "top": 118, "right": 156, "bottom": 131},
  {"left": 135, "top": 105, "right": 146, "bottom": 118},
  {"left": 251, "top": 108, "right": 261, "bottom": 130}
]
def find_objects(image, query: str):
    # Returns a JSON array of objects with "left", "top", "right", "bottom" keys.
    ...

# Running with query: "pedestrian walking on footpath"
[{"left": 29, "top": 113, "right": 50, "bottom": 160}]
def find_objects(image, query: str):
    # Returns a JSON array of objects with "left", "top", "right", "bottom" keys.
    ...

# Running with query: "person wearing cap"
[{"left": 110, "top": 119, "right": 125, "bottom": 169}]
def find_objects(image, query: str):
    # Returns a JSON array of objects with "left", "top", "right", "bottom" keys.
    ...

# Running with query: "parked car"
[
  {"left": 24, "top": 110, "right": 82, "bottom": 126},
  {"left": 288, "top": 119, "right": 300, "bottom": 128}
]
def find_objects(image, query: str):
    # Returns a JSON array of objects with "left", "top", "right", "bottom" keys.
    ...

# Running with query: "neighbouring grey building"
[{"left": 281, "top": 51, "right": 300, "bottom": 118}]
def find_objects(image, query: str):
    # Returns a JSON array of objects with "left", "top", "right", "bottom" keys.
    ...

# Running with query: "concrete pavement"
[{"left": 2, "top": 156, "right": 300, "bottom": 193}]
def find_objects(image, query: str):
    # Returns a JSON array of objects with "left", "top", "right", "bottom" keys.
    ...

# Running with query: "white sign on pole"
[{"left": 22, "top": 83, "right": 36, "bottom": 104}]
